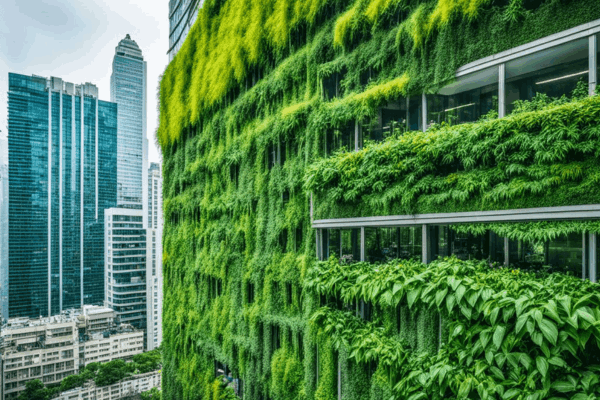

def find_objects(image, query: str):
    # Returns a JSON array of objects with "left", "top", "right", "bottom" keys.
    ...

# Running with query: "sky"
[{"left": 0, "top": 0, "right": 169, "bottom": 164}]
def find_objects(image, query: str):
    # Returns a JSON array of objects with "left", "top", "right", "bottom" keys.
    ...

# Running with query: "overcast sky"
[{"left": 0, "top": 0, "right": 169, "bottom": 164}]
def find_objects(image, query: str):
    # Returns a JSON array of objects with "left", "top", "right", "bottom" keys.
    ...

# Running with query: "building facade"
[
  {"left": 159, "top": 1, "right": 600, "bottom": 399},
  {"left": 168, "top": 0, "right": 203, "bottom": 61},
  {"left": 146, "top": 163, "right": 163, "bottom": 350},
  {"left": 5, "top": 74, "right": 117, "bottom": 319},
  {"left": 54, "top": 370, "right": 161, "bottom": 400},
  {"left": 0, "top": 136, "right": 8, "bottom": 323},
  {"left": 104, "top": 209, "right": 147, "bottom": 336},
  {"left": 0, "top": 306, "right": 143, "bottom": 400},
  {"left": 110, "top": 35, "right": 147, "bottom": 211}
]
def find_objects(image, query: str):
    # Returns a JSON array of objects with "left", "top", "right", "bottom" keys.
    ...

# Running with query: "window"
[
  {"left": 295, "top": 226, "right": 302, "bottom": 252},
  {"left": 323, "top": 229, "right": 341, "bottom": 260},
  {"left": 505, "top": 38, "right": 589, "bottom": 114},
  {"left": 325, "top": 122, "right": 355, "bottom": 155},
  {"left": 279, "top": 229, "right": 288, "bottom": 253},
  {"left": 365, "top": 227, "right": 422, "bottom": 263},
  {"left": 230, "top": 163, "right": 240, "bottom": 187},
  {"left": 428, "top": 66, "right": 499, "bottom": 126},
  {"left": 363, "top": 98, "right": 409, "bottom": 143},
  {"left": 509, "top": 232, "right": 582, "bottom": 275},
  {"left": 340, "top": 229, "right": 361, "bottom": 263},
  {"left": 272, "top": 325, "right": 281, "bottom": 350},
  {"left": 246, "top": 282, "right": 255, "bottom": 304},
  {"left": 322, "top": 68, "right": 346, "bottom": 100}
]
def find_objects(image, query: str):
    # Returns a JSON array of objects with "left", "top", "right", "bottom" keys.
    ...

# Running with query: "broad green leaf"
[
  {"left": 503, "top": 388, "right": 520, "bottom": 399},
  {"left": 536, "top": 356, "right": 549, "bottom": 378},
  {"left": 494, "top": 325, "right": 506, "bottom": 349},
  {"left": 538, "top": 318, "right": 558, "bottom": 346},
  {"left": 551, "top": 380, "right": 576, "bottom": 393}
]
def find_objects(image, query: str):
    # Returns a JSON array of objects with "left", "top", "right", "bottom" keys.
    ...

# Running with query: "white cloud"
[{"left": 0, "top": 0, "right": 169, "bottom": 163}]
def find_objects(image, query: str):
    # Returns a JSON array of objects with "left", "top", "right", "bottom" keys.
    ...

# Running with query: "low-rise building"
[
  {"left": 0, "top": 306, "right": 143, "bottom": 400},
  {"left": 53, "top": 370, "right": 161, "bottom": 400}
]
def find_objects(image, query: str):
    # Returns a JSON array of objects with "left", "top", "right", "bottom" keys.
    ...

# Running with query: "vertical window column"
[
  {"left": 421, "top": 93, "right": 427, "bottom": 132},
  {"left": 590, "top": 35, "right": 597, "bottom": 96},
  {"left": 498, "top": 64, "right": 506, "bottom": 118},
  {"left": 590, "top": 233, "right": 597, "bottom": 283}
]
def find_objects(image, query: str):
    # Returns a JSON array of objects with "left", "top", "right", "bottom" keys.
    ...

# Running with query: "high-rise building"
[
  {"left": 110, "top": 35, "right": 147, "bottom": 211},
  {"left": 0, "top": 136, "right": 8, "bottom": 322},
  {"left": 104, "top": 208, "right": 147, "bottom": 336},
  {"left": 5, "top": 74, "right": 117, "bottom": 319},
  {"left": 146, "top": 163, "right": 162, "bottom": 350},
  {"left": 168, "top": 0, "right": 203, "bottom": 62}
]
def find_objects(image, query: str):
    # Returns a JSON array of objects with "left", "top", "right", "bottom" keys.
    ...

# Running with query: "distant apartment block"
[
  {"left": 0, "top": 306, "right": 143, "bottom": 400},
  {"left": 168, "top": 0, "right": 203, "bottom": 61},
  {"left": 146, "top": 163, "right": 162, "bottom": 350},
  {"left": 5, "top": 74, "right": 117, "bottom": 318},
  {"left": 54, "top": 370, "right": 161, "bottom": 400},
  {"left": 104, "top": 209, "right": 147, "bottom": 337}
]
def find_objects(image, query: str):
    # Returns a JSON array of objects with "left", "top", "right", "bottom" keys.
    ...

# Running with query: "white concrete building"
[
  {"left": 146, "top": 163, "right": 163, "bottom": 350},
  {"left": 54, "top": 370, "right": 161, "bottom": 400},
  {"left": 104, "top": 209, "right": 148, "bottom": 340},
  {"left": 0, "top": 306, "right": 143, "bottom": 400}
]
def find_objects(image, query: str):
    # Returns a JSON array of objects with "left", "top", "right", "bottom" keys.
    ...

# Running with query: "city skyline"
[{"left": 0, "top": 0, "right": 166, "bottom": 165}]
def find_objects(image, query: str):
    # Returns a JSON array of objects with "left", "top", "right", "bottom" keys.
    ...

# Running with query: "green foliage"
[
  {"left": 450, "top": 221, "right": 600, "bottom": 243},
  {"left": 270, "top": 348, "right": 305, "bottom": 400},
  {"left": 159, "top": 0, "right": 600, "bottom": 399},
  {"left": 308, "top": 257, "right": 600, "bottom": 398},
  {"left": 306, "top": 96, "right": 600, "bottom": 219},
  {"left": 17, "top": 380, "right": 58, "bottom": 400},
  {"left": 142, "top": 387, "right": 162, "bottom": 400}
]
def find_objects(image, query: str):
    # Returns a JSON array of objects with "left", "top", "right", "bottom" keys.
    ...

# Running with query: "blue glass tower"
[
  {"left": 111, "top": 35, "right": 147, "bottom": 211},
  {"left": 6, "top": 73, "right": 117, "bottom": 318}
]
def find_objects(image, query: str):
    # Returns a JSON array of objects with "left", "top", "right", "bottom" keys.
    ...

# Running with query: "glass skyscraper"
[
  {"left": 168, "top": 0, "right": 203, "bottom": 62},
  {"left": 5, "top": 73, "right": 117, "bottom": 318},
  {"left": 110, "top": 35, "right": 147, "bottom": 211}
]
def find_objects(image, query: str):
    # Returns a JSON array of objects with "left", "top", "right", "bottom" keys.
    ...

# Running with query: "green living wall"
[{"left": 158, "top": 0, "right": 600, "bottom": 399}]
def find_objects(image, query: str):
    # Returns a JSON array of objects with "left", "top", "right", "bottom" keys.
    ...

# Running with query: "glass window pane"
[
  {"left": 431, "top": 226, "right": 449, "bottom": 260},
  {"left": 427, "top": 66, "right": 499, "bottom": 126},
  {"left": 509, "top": 233, "right": 582, "bottom": 275},
  {"left": 505, "top": 38, "right": 589, "bottom": 114},
  {"left": 341, "top": 229, "right": 360, "bottom": 263},
  {"left": 325, "top": 122, "right": 354, "bottom": 155},
  {"left": 408, "top": 95, "right": 422, "bottom": 131},
  {"left": 363, "top": 99, "right": 409, "bottom": 143},
  {"left": 399, "top": 226, "right": 422, "bottom": 261},
  {"left": 323, "top": 229, "right": 340, "bottom": 260},
  {"left": 365, "top": 227, "right": 396, "bottom": 263}
]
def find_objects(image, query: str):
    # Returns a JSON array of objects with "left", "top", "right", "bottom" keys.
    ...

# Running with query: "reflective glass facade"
[
  {"left": 6, "top": 73, "right": 117, "bottom": 318},
  {"left": 169, "top": 0, "right": 203, "bottom": 61},
  {"left": 111, "top": 35, "right": 146, "bottom": 210}
]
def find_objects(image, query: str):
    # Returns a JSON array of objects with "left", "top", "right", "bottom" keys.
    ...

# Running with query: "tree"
[
  {"left": 17, "top": 380, "right": 47, "bottom": 400},
  {"left": 141, "top": 387, "right": 162, "bottom": 400}
]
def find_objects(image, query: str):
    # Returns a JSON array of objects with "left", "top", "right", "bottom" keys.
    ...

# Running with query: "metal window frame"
[{"left": 315, "top": 205, "right": 600, "bottom": 277}]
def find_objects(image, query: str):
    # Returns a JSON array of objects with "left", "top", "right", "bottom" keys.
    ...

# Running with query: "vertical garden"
[{"left": 159, "top": 0, "right": 600, "bottom": 398}]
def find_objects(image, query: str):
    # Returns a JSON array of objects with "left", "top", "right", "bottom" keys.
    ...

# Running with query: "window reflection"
[
  {"left": 325, "top": 123, "right": 354, "bottom": 155},
  {"left": 505, "top": 38, "right": 589, "bottom": 114},
  {"left": 365, "top": 227, "right": 422, "bottom": 263},
  {"left": 431, "top": 227, "right": 504, "bottom": 263},
  {"left": 427, "top": 67, "right": 499, "bottom": 126},
  {"left": 341, "top": 229, "right": 360, "bottom": 263},
  {"left": 363, "top": 99, "right": 409, "bottom": 143},
  {"left": 508, "top": 233, "right": 582, "bottom": 275}
]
